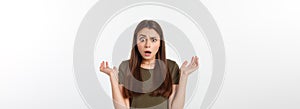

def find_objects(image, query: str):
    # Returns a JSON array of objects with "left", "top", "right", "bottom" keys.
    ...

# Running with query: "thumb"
[
  {"left": 113, "top": 66, "right": 118, "bottom": 72},
  {"left": 180, "top": 60, "right": 188, "bottom": 68}
]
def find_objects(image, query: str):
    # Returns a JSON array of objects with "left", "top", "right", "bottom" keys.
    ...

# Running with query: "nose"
[{"left": 144, "top": 39, "right": 150, "bottom": 48}]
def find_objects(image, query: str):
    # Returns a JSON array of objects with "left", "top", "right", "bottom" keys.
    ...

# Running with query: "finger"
[
  {"left": 106, "top": 61, "right": 109, "bottom": 68},
  {"left": 100, "top": 61, "right": 104, "bottom": 71},
  {"left": 184, "top": 60, "right": 188, "bottom": 65},
  {"left": 113, "top": 66, "right": 117, "bottom": 71},
  {"left": 181, "top": 60, "right": 188, "bottom": 68},
  {"left": 190, "top": 56, "right": 194, "bottom": 64},
  {"left": 194, "top": 56, "right": 197, "bottom": 65},
  {"left": 190, "top": 56, "right": 196, "bottom": 66},
  {"left": 196, "top": 56, "right": 199, "bottom": 66},
  {"left": 113, "top": 66, "right": 118, "bottom": 73}
]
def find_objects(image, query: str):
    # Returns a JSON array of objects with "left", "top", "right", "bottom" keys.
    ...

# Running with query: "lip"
[
  {"left": 144, "top": 50, "right": 152, "bottom": 56},
  {"left": 144, "top": 50, "right": 151, "bottom": 53}
]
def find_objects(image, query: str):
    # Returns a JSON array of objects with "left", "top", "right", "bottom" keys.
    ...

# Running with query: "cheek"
[
  {"left": 153, "top": 42, "right": 160, "bottom": 51},
  {"left": 137, "top": 43, "right": 144, "bottom": 51}
]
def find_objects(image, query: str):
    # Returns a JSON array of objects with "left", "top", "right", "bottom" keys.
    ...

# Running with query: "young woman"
[{"left": 99, "top": 20, "right": 199, "bottom": 109}]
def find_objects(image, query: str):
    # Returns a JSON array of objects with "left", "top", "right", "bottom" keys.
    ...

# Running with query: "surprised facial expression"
[{"left": 136, "top": 28, "right": 161, "bottom": 60}]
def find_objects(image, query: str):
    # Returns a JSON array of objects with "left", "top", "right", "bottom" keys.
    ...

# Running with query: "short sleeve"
[
  {"left": 118, "top": 61, "right": 127, "bottom": 85},
  {"left": 168, "top": 60, "right": 180, "bottom": 84}
]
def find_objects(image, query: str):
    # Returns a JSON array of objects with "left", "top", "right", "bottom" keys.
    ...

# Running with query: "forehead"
[{"left": 137, "top": 28, "right": 160, "bottom": 38}]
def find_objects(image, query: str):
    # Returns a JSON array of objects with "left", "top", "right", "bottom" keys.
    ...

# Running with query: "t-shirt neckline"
[{"left": 140, "top": 67, "right": 154, "bottom": 70}]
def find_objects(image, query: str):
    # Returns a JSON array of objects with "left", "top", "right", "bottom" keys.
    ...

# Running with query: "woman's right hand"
[{"left": 99, "top": 61, "right": 117, "bottom": 77}]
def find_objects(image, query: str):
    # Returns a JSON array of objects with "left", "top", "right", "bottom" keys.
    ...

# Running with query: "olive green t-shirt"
[{"left": 118, "top": 59, "right": 180, "bottom": 109}]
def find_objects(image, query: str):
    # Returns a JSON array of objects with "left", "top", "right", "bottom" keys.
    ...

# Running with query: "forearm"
[
  {"left": 109, "top": 74, "right": 128, "bottom": 109},
  {"left": 171, "top": 72, "right": 189, "bottom": 109}
]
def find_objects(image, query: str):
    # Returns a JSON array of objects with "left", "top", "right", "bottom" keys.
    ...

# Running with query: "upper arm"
[
  {"left": 168, "top": 85, "right": 178, "bottom": 109},
  {"left": 168, "top": 59, "right": 180, "bottom": 109},
  {"left": 169, "top": 59, "right": 180, "bottom": 84}
]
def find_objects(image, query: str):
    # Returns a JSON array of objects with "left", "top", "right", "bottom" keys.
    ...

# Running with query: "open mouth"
[{"left": 144, "top": 51, "right": 152, "bottom": 56}]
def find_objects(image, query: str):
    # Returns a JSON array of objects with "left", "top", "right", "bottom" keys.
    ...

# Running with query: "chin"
[
  {"left": 142, "top": 57, "right": 151, "bottom": 60},
  {"left": 142, "top": 56, "right": 154, "bottom": 60}
]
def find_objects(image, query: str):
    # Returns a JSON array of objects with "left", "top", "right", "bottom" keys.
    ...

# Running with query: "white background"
[{"left": 1, "top": 0, "right": 299, "bottom": 109}]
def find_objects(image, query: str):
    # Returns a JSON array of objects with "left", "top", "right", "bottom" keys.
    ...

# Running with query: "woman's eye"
[
  {"left": 152, "top": 39, "right": 157, "bottom": 42},
  {"left": 139, "top": 38, "right": 145, "bottom": 42}
]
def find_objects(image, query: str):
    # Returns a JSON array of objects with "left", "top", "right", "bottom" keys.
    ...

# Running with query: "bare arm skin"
[
  {"left": 169, "top": 56, "right": 199, "bottom": 109},
  {"left": 100, "top": 61, "right": 130, "bottom": 109},
  {"left": 168, "top": 85, "right": 177, "bottom": 109}
]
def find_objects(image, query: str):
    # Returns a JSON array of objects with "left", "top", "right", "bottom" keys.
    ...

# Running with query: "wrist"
[
  {"left": 109, "top": 72, "right": 115, "bottom": 78},
  {"left": 180, "top": 71, "right": 189, "bottom": 79},
  {"left": 109, "top": 71, "right": 118, "bottom": 80}
]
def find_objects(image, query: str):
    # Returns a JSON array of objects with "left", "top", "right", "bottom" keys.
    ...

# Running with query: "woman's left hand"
[{"left": 180, "top": 56, "right": 199, "bottom": 75}]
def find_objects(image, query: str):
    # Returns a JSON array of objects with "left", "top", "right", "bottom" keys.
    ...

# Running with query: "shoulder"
[
  {"left": 120, "top": 59, "right": 130, "bottom": 65},
  {"left": 167, "top": 59, "right": 180, "bottom": 84},
  {"left": 167, "top": 59, "right": 175, "bottom": 63},
  {"left": 167, "top": 59, "right": 178, "bottom": 66},
  {"left": 119, "top": 60, "right": 130, "bottom": 71},
  {"left": 167, "top": 59, "right": 179, "bottom": 71}
]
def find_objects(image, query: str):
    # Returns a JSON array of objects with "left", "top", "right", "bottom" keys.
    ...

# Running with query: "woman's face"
[{"left": 136, "top": 28, "right": 161, "bottom": 61}]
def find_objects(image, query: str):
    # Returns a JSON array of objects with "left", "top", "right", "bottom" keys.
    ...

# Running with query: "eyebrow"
[
  {"left": 138, "top": 34, "right": 159, "bottom": 38},
  {"left": 138, "top": 34, "right": 147, "bottom": 38}
]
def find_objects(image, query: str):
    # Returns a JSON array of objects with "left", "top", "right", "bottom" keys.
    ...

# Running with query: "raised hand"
[
  {"left": 99, "top": 61, "right": 117, "bottom": 77},
  {"left": 180, "top": 56, "right": 199, "bottom": 75}
]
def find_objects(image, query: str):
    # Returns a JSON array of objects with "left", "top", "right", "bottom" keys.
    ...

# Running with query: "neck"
[{"left": 141, "top": 58, "right": 156, "bottom": 65}]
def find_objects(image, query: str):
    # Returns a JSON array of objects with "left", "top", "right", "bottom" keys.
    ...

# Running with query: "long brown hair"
[{"left": 122, "top": 20, "right": 173, "bottom": 99}]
